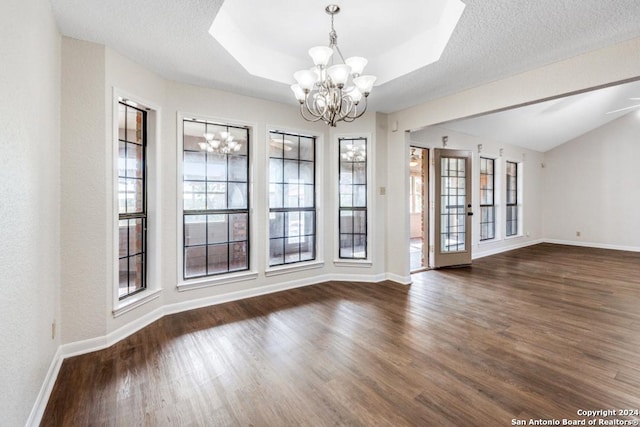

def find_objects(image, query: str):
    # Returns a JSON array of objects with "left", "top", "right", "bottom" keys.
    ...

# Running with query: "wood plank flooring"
[{"left": 42, "top": 243, "right": 640, "bottom": 426}]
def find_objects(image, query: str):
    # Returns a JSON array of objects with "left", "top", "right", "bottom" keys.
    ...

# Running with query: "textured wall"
[
  {"left": 61, "top": 37, "right": 108, "bottom": 343},
  {"left": 0, "top": 0, "right": 61, "bottom": 424},
  {"left": 543, "top": 111, "right": 640, "bottom": 249}
]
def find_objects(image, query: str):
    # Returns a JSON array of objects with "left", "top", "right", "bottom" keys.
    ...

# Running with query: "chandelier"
[
  {"left": 341, "top": 142, "right": 366, "bottom": 162},
  {"left": 198, "top": 131, "right": 242, "bottom": 154},
  {"left": 291, "top": 4, "right": 376, "bottom": 127}
]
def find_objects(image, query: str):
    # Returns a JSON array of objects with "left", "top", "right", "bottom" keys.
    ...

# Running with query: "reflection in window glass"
[
  {"left": 338, "top": 137, "right": 367, "bottom": 259},
  {"left": 268, "top": 130, "right": 316, "bottom": 266},
  {"left": 480, "top": 157, "right": 495, "bottom": 241},
  {"left": 182, "top": 119, "right": 250, "bottom": 279},
  {"left": 117, "top": 102, "right": 147, "bottom": 299},
  {"left": 506, "top": 161, "right": 518, "bottom": 237}
]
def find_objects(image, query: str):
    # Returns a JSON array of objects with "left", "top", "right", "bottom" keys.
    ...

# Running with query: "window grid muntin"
[
  {"left": 479, "top": 157, "right": 495, "bottom": 241},
  {"left": 440, "top": 157, "right": 467, "bottom": 252},
  {"left": 506, "top": 161, "right": 518, "bottom": 237},
  {"left": 118, "top": 102, "right": 147, "bottom": 299},
  {"left": 338, "top": 137, "right": 367, "bottom": 259},
  {"left": 268, "top": 130, "right": 316, "bottom": 267},
  {"left": 183, "top": 120, "right": 250, "bottom": 279}
]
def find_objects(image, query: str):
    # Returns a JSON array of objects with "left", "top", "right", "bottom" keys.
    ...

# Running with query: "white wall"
[
  {"left": 385, "top": 36, "right": 640, "bottom": 279},
  {"left": 0, "top": 0, "right": 61, "bottom": 425},
  {"left": 61, "top": 38, "right": 108, "bottom": 343},
  {"left": 543, "top": 111, "right": 640, "bottom": 250},
  {"left": 410, "top": 127, "right": 545, "bottom": 259},
  {"left": 55, "top": 43, "right": 387, "bottom": 340}
]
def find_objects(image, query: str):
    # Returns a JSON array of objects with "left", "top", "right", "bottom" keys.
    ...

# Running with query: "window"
[
  {"left": 338, "top": 137, "right": 367, "bottom": 259},
  {"left": 118, "top": 102, "right": 147, "bottom": 299},
  {"left": 268, "top": 130, "right": 316, "bottom": 266},
  {"left": 479, "top": 157, "right": 495, "bottom": 241},
  {"left": 182, "top": 120, "right": 250, "bottom": 279},
  {"left": 506, "top": 161, "right": 518, "bottom": 237}
]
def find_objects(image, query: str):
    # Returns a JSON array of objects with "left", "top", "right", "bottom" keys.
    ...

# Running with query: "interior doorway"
[{"left": 409, "top": 147, "right": 428, "bottom": 272}]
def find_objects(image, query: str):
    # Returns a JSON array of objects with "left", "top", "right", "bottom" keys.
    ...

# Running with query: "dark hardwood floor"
[{"left": 42, "top": 243, "right": 640, "bottom": 426}]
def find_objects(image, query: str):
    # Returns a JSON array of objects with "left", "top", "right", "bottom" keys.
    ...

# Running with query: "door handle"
[{"left": 467, "top": 212, "right": 474, "bottom": 216}]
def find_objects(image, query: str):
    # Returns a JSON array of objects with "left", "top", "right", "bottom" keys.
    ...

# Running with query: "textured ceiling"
[{"left": 51, "top": 0, "right": 640, "bottom": 114}]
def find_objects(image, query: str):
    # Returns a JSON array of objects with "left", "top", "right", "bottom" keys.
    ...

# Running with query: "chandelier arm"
[
  {"left": 303, "top": 93, "right": 324, "bottom": 119},
  {"left": 299, "top": 103, "right": 325, "bottom": 123}
]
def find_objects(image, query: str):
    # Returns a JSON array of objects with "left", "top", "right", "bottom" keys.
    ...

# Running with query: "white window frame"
[
  {"left": 334, "top": 132, "right": 373, "bottom": 267},
  {"left": 504, "top": 159, "right": 524, "bottom": 239},
  {"left": 265, "top": 126, "right": 324, "bottom": 277},
  {"left": 176, "top": 112, "right": 258, "bottom": 291},
  {"left": 112, "top": 88, "right": 162, "bottom": 317}
]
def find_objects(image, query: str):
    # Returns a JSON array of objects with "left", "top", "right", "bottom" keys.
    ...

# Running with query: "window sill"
[
  {"left": 113, "top": 288, "right": 162, "bottom": 318},
  {"left": 504, "top": 234, "right": 523, "bottom": 240},
  {"left": 178, "top": 270, "right": 259, "bottom": 292},
  {"left": 333, "top": 259, "right": 373, "bottom": 268},
  {"left": 265, "top": 260, "right": 324, "bottom": 277},
  {"left": 478, "top": 238, "right": 498, "bottom": 246}
]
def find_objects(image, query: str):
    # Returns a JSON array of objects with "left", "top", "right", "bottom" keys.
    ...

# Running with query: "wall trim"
[
  {"left": 544, "top": 239, "right": 640, "bottom": 253},
  {"left": 385, "top": 273, "right": 412, "bottom": 285},
  {"left": 29, "top": 271, "right": 389, "bottom": 426},
  {"left": 472, "top": 238, "right": 544, "bottom": 259},
  {"left": 26, "top": 346, "right": 64, "bottom": 427}
]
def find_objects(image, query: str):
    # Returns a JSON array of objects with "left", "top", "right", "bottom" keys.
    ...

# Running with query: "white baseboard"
[
  {"left": 544, "top": 239, "right": 640, "bottom": 252},
  {"left": 26, "top": 346, "right": 63, "bottom": 427},
  {"left": 29, "top": 271, "right": 392, "bottom": 425},
  {"left": 472, "top": 238, "right": 544, "bottom": 259},
  {"left": 385, "top": 273, "right": 412, "bottom": 285}
]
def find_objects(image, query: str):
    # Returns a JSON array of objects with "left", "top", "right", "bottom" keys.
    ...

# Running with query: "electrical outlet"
[
  {"left": 52, "top": 320, "right": 56, "bottom": 340},
  {"left": 379, "top": 186, "right": 386, "bottom": 195},
  {"left": 576, "top": 231, "right": 581, "bottom": 237}
]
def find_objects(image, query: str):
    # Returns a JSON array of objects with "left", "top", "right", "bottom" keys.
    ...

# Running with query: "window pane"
[
  {"left": 230, "top": 242, "right": 248, "bottom": 271},
  {"left": 300, "top": 236, "right": 314, "bottom": 261},
  {"left": 283, "top": 138, "right": 300, "bottom": 160},
  {"left": 207, "top": 214, "right": 228, "bottom": 244},
  {"left": 126, "top": 108, "right": 143, "bottom": 143},
  {"left": 340, "top": 234, "right": 353, "bottom": 258},
  {"left": 184, "top": 215, "right": 206, "bottom": 246},
  {"left": 228, "top": 155, "right": 247, "bottom": 181},
  {"left": 338, "top": 137, "right": 368, "bottom": 260},
  {"left": 185, "top": 246, "right": 206, "bottom": 278},
  {"left": 299, "top": 137, "right": 314, "bottom": 161},
  {"left": 184, "top": 151, "right": 206, "bottom": 181},
  {"left": 207, "top": 244, "right": 228, "bottom": 274},
  {"left": 118, "top": 258, "right": 129, "bottom": 297},
  {"left": 183, "top": 119, "right": 250, "bottom": 279},
  {"left": 126, "top": 143, "right": 143, "bottom": 179},
  {"left": 228, "top": 183, "right": 247, "bottom": 209},
  {"left": 340, "top": 211, "right": 353, "bottom": 233},
  {"left": 299, "top": 161, "right": 313, "bottom": 184},
  {"left": 354, "top": 211, "right": 366, "bottom": 234},
  {"left": 129, "top": 219, "right": 144, "bottom": 256},
  {"left": 206, "top": 153, "right": 227, "bottom": 181},
  {"left": 269, "top": 212, "right": 285, "bottom": 238},
  {"left": 269, "top": 184, "right": 283, "bottom": 209},
  {"left": 269, "top": 158, "right": 283, "bottom": 183},
  {"left": 184, "top": 181, "right": 206, "bottom": 211},
  {"left": 129, "top": 254, "right": 144, "bottom": 292},
  {"left": 268, "top": 130, "right": 315, "bottom": 267},
  {"left": 269, "top": 238, "right": 284, "bottom": 265},
  {"left": 230, "top": 213, "right": 248, "bottom": 242},
  {"left": 117, "top": 103, "right": 147, "bottom": 299},
  {"left": 207, "top": 182, "right": 227, "bottom": 210}
]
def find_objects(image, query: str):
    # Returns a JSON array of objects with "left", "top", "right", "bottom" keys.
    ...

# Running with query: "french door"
[{"left": 432, "top": 148, "right": 473, "bottom": 268}]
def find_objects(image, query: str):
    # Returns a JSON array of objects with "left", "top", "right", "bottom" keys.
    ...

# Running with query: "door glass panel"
[{"left": 440, "top": 157, "right": 466, "bottom": 252}]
